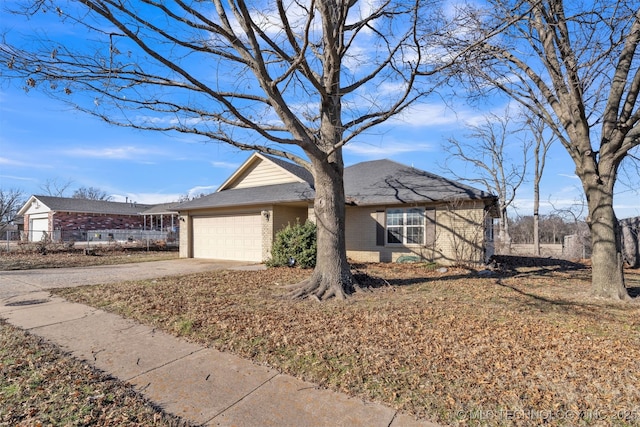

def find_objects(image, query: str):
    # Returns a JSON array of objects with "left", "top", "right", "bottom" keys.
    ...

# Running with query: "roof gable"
[{"left": 217, "top": 153, "right": 313, "bottom": 191}]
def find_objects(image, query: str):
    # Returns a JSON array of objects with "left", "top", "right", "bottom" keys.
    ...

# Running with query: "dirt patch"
[{"left": 55, "top": 261, "right": 640, "bottom": 426}]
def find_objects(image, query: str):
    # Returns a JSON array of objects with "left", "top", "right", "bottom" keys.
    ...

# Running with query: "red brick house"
[{"left": 18, "top": 195, "right": 178, "bottom": 242}]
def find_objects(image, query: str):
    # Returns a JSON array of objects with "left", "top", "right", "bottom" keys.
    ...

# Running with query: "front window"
[{"left": 387, "top": 208, "right": 425, "bottom": 245}]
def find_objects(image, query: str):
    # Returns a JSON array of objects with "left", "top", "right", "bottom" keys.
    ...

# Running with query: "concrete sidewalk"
[{"left": 1, "top": 291, "right": 439, "bottom": 426}]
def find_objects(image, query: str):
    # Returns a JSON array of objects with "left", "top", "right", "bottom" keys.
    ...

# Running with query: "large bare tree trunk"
[
  {"left": 585, "top": 178, "right": 628, "bottom": 300},
  {"left": 289, "top": 152, "right": 356, "bottom": 300}
]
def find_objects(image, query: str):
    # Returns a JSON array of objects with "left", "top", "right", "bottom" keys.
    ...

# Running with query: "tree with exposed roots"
[
  {"left": 448, "top": 0, "right": 640, "bottom": 300},
  {"left": 0, "top": 0, "right": 476, "bottom": 299}
]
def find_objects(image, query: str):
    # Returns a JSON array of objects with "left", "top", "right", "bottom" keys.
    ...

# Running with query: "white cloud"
[
  {"left": 0, "top": 174, "right": 38, "bottom": 182},
  {"left": 188, "top": 185, "right": 218, "bottom": 197},
  {"left": 111, "top": 193, "right": 181, "bottom": 205},
  {"left": 557, "top": 173, "right": 579, "bottom": 180},
  {"left": 210, "top": 161, "right": 239, "bottom": 169},
  {"left": 391, "top": 103, "right": 488, "bottom": 128},
  {"left": 64, "top": 146, "right": 153, "bottom": 160},
  {"left": 0, "top": 157, "right": 28, "bottom": 166},
  {"left": 345, "top": 140, "right": 435, "bottom": 158}
]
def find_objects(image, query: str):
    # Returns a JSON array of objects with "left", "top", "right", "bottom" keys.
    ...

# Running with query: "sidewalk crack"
[
  {"left": 124, "top": 348, "right": 205, "bottom": 382},
  {"left": 204, "top": 372, "right": 280, "bottom": 424}
]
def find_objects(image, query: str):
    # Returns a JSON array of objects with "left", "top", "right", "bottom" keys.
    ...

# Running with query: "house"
[
  {"left": 17, "top": 195, "right": 179, "bottom": 243},
  {"left": 177, "top": 153, "right": 498, "bottom": 265},
  {"left": 0, "top": 216, "right": 23, "bottom": 241}
]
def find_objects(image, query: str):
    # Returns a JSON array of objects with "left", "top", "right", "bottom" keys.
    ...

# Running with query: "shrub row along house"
[
  {"left": 17, "top": 153, "right": 499, "bottom": 265},
  {"left": 177, "top": 153, "right": 498, "bottom": 266}
]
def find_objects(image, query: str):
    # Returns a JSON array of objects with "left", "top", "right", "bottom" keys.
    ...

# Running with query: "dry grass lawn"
[
  {"left": 0, "top": 248, "right": 178, "bottom": 270},
  {"left": 53, "top": 259, "right": 640, "bottom": 426}
]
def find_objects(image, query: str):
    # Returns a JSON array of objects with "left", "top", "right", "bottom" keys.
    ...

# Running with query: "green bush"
[{"left": 267, "top": 220, "right": 317, "bottom": 268}]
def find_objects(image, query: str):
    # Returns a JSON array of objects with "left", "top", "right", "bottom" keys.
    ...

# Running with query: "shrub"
[{"left": 267, "top": 220, "right": 317, "bottom": 268}]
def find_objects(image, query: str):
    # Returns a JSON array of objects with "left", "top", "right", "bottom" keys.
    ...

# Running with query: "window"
[
  {"left": 485, "top": 215, "right": 494, "bottom": 242},
  {"left": 386, "top": 208, "right": 425, "bottom": 245}
]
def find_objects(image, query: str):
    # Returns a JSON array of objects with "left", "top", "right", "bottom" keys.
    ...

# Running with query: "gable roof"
[
  {"left": 217, "top": 152, "right": 313, "bottom": 191},
  {"left": 18, "top": 195, "right": 153, "bottom": 216},
  {"left": 261, "top": 154, "right": 314, "bottom": 184},
  {"left": 177, "top": 154, "right": 496, "bottom": 211},
  {"left": 344, "top": 159, "right": 495, "bottom": 206}
]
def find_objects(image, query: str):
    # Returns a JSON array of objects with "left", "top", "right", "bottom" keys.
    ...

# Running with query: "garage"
[
  {"left": 29, "top": 217, "right": 49, "bottom": 242},
  {"left": 192, "top": 214, "right": 263, "bottom": 262}
]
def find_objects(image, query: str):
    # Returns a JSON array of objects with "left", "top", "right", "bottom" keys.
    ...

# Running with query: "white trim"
[
  {"left": 385, "top": 207, "right": 426, "bottom": 246},
  {"left": 217, "top": 153, "right": 306, "bottom": 192}
]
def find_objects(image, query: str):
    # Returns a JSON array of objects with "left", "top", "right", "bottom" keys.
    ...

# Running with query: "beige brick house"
[{"left": 178, "top": 153, "right": 498, "bottom": 266}]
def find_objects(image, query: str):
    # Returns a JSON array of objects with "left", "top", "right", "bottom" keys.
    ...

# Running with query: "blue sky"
[
  {"left": 3, "top": 85, "right": 638, "bottom": 220},
  {"left": 1, "top": 1, "right": 638, "bottom": 220}
]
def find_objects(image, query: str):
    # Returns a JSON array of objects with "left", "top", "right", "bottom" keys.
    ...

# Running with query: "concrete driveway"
[{"left": 0, "top": 258, "right": 260, "bottom": 300}]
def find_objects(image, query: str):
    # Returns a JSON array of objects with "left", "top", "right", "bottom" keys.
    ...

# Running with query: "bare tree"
[
  {"left": 39, "top": 178, "right": 73, "bottom": 197},
  {"left": 0, "top": 188, "right": 25, "bottom": 225},
  {"left": 617, "top": 147, "right": 640, "bottom": 204},
  {"left": 72, "top": 186, "right": 113, "bottom": 201},
  {"left": 524, "top": 116, "right": 555, "bottom": 256},
  {"left": 451, "top": 0, "right": 640, "bottom": 300},
  {"left": 0, "top": 0, "right": 460, "bottom": 299},
  {"left": 443, "top": 107, "right": 529, "bottom": 254}
]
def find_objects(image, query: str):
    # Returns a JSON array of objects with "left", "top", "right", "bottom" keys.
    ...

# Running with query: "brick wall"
[
  {"left": 53, "top": 212, "right": 145, "bottom": 231},
  {"left": 345, "top": 202, "right": 489, "bottom": 266}
]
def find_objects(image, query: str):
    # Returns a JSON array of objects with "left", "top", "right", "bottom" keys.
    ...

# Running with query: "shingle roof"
[
  {"left": 344, "top": 159, "right": 495, "bottom": 206},
  {"left": 32, "top": 195, "right": 153, "bottom": 215},
  {"left": 140, "top": 202, "right": 181, "bottom": 215},
  {"left": 176, "top": 182, "right": 315, "bottom": 210},
  {"left": 176, "top": 156, "right": 496, "bottom": 211}
]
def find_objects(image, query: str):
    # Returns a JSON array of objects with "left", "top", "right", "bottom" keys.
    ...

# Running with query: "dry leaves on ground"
[
  {"left": 0, "top": 249, "right": 178, "bottom": 270},
  {"left": 55, "top": 261, "right": 640, "bottom": 426},
  {"left": 0, "top": 320, "right": 191, "bottom": 426}
]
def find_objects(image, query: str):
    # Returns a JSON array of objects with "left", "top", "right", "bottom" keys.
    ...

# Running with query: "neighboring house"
[
  {"left": 177, "top": 153, "right": 498, "bottom": 265},
  {"left": 0, "top": 216, "right": 23, "bottom": 240},
  {"left": 17, "top": 196, "right": 178, "bottom": 242}
]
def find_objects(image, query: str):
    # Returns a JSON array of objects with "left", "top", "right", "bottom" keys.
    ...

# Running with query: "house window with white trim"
[{"left": 386, "top": 208, "right": 425, "bottom": 245}]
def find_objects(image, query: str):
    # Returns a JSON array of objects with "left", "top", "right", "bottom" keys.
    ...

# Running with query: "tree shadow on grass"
[
  {"left": 494, "top": 277, "right": 638, "bottom": 326},
  {"left": 489, "top": 255, "right": 588, "bottom": 275},
  {"left": 351, "top": 256, "right": 590, "bottom": 290},
  {"left": 350, "top": 263, "right": 476, "bottom": 289}
]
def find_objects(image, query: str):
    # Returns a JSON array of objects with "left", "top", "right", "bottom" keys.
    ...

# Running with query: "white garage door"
[
  {"left": 30, "top": 218, "right": 49, "bottom": 242},
  {"left": 192, "top": 214, "right": 263, "bottom": 261}
]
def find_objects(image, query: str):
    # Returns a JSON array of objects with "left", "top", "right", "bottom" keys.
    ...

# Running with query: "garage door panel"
[
  {"left": 193, "top": 214, "right": 262, "bottom": 262},
  {"left": 30, "top": 218, "right": 48, "bottom": 242}
]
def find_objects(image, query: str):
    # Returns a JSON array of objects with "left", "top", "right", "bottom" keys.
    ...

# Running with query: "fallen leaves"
[
  {"left": 51, "top": 261, "right": 640, "bottom": 426},
  {"left": 0, "top": 320, "right": 190, "bottom": 426},
  {"left": 0, "top": 249, "right": 178, "bottom": 270}
]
